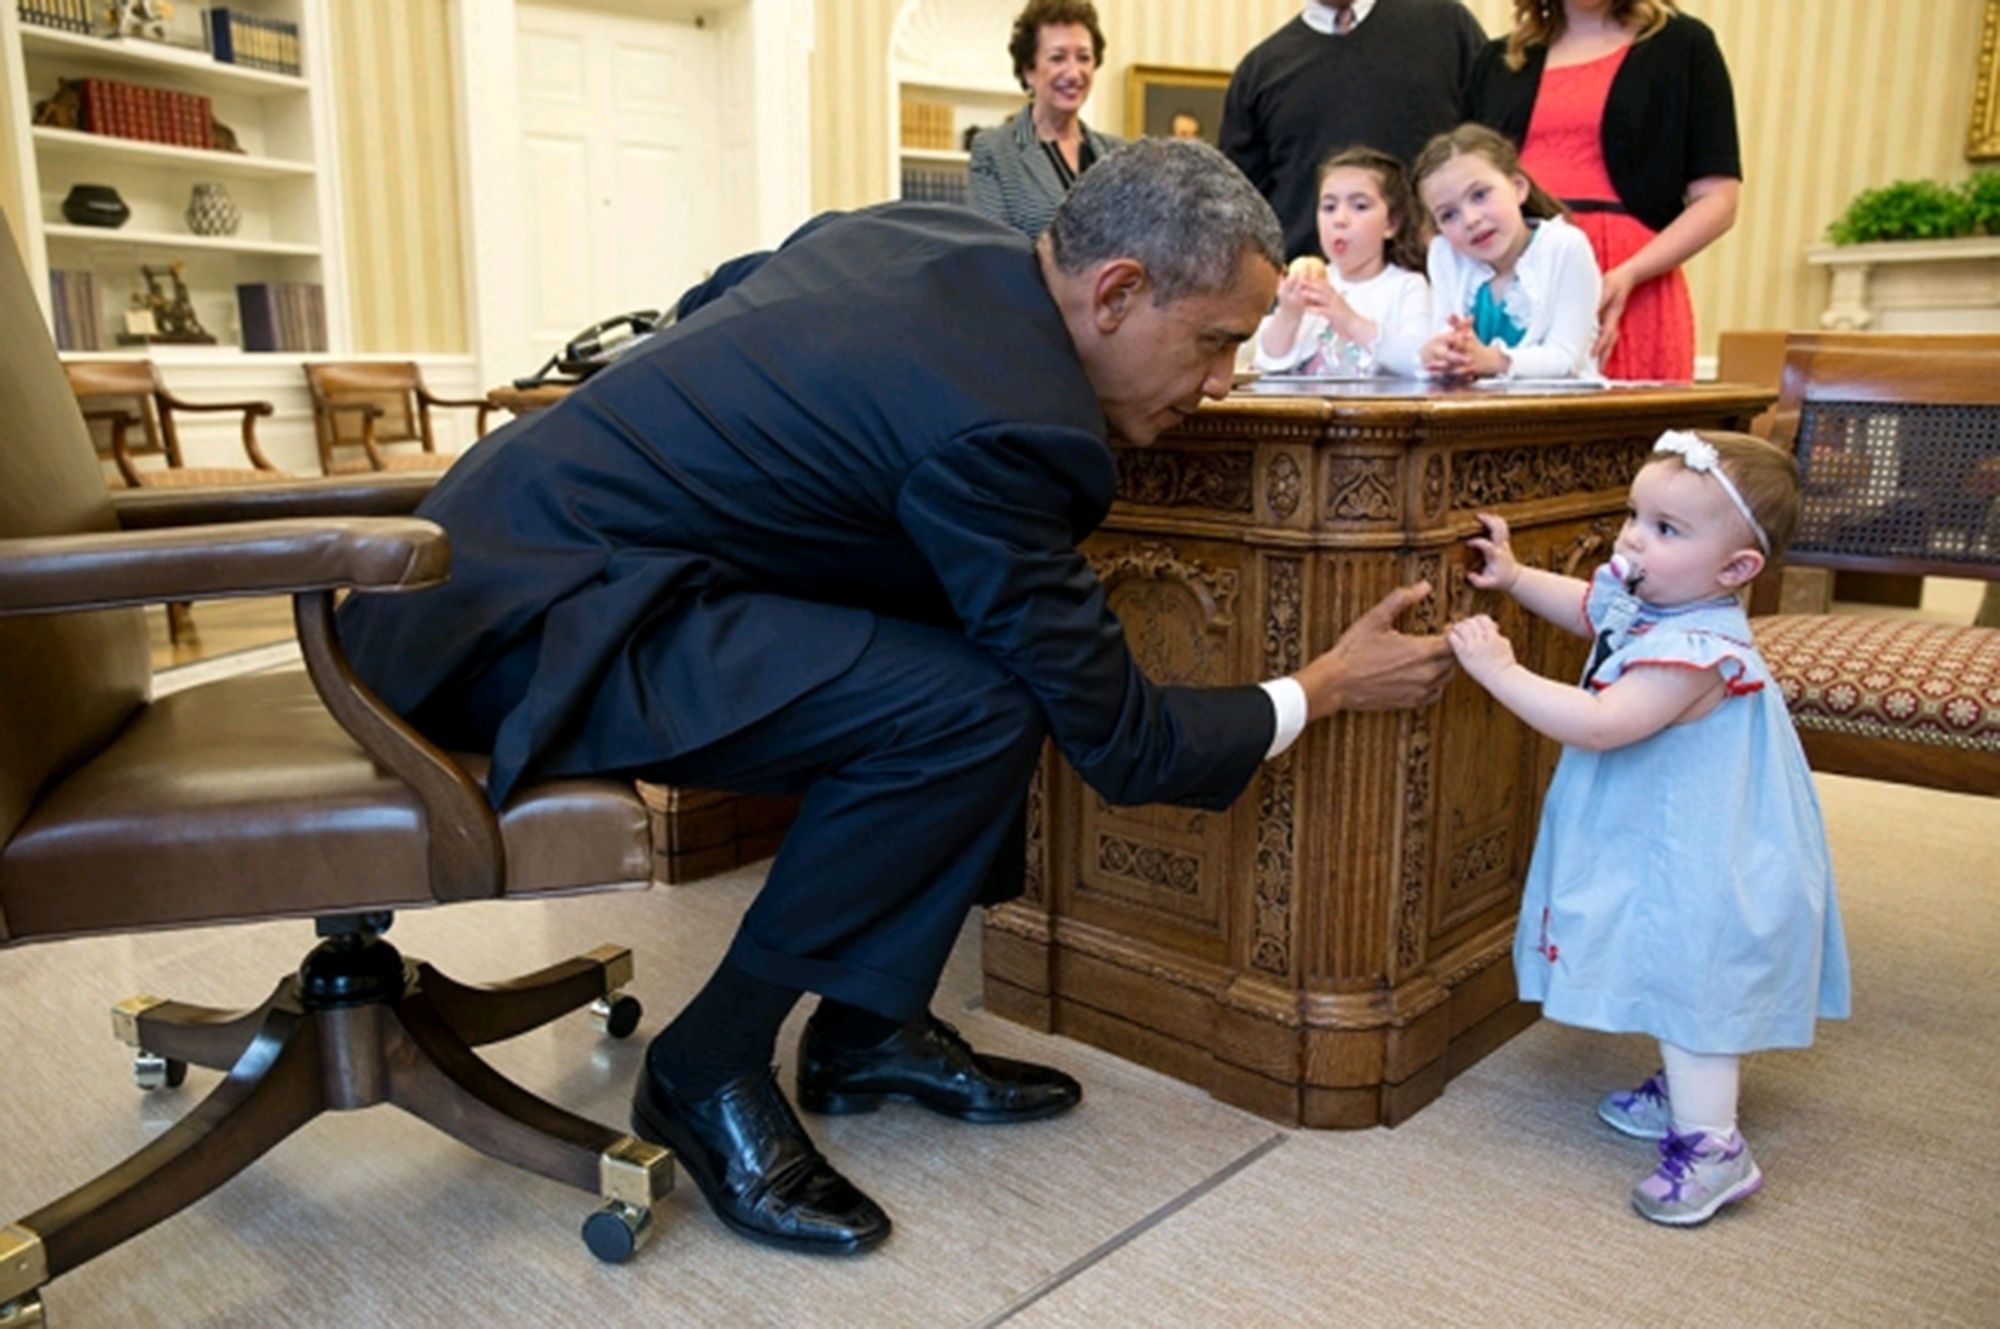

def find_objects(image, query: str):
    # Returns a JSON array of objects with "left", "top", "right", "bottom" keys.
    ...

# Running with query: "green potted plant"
[{"left": 1826, "top": 171, "right": 2000, "bottom": 244}]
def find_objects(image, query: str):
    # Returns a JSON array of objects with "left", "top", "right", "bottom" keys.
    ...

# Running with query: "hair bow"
[{"left": 1652, "top": 430, "right": 1769, "bottom": 553}]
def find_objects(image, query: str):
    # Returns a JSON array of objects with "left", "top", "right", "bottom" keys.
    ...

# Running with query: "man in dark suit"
[{"left": 339, "top": 140, "right": 1452, "bottom": 1255}]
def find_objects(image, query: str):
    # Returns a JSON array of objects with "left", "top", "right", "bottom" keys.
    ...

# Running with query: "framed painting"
[
  {"left": 1970, "top": 0, "right": 2000, "bottom": 159},
  {"left": 1124, "top": 64, "right": 1232, "bottom": 148}
]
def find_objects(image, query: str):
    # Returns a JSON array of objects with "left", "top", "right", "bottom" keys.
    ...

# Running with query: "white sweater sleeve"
[
  {"left": 1501, "top": 225, "right": 1602, "bottom": 380},
  {"left": 1373, "top": 269, "right": 1431, "bottom": 379},
  {"left": 1253, "top": 310, "right": 1327, "bottom": 373}
]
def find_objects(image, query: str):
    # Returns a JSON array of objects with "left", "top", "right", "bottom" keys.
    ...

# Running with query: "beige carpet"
[{"left": 0, "top": 767, "right": 1993, "bottom": 1328}]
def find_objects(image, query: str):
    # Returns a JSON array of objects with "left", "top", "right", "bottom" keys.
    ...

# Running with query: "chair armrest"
[
  {"left": 419, "top": 390, "right": 498, "bottom": 410},
  {"left": 159, "top": 393, "right": 275, "bottom": 417},
  {"left": 0, "top": 517, "right": 447, "bottom": 615},
  {"left": 112, "top": 473, "right": 437, "bottom": 527},
  {"left": 417, "top": 387, "right": 497, "bottom": 441}
]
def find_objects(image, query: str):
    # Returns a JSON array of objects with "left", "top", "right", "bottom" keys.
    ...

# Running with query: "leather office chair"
[
  {"left": 304, "top": 361, "right": 495, "bottom": 475},
  {"left": 64, "top": 359, "right": 285, "bottom": 489},
  {"left": 0, "top": 215, "right": 672, "bottom": 1325}
]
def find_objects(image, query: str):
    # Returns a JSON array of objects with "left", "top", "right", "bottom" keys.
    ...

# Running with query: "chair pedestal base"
[{"left": 2, "top": 936, "right": 671, "bottom": 1318}]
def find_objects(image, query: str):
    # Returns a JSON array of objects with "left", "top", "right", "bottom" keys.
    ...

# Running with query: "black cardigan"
[{"left": 1464, "top": 13, "right": 1740, "bottom": 234}]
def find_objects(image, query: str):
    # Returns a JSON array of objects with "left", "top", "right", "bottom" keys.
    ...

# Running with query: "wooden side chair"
[
  {"left": 304, "top": 361, "right": 496, "bottom": 475},
  {"left": 1, "top": 212, "right": 673, "bottom": 1324},
  {"left": 63, "top": 359, "right": 284, "bottom": 489},
  {"left": 64, "top": 360, "right": 290, "bottom": 643},
  {"left": 1749, "top": 334, "right": 2000, "bottom": 795}
]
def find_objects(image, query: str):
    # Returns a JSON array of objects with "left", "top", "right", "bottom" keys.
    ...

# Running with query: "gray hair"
[{"left": 1046, "top": 138, "right": 1283, "bottom": 305}]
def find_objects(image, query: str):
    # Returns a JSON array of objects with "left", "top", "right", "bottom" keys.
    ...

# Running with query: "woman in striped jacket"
[{"left": 968, "top": 0, "right": 1123, "bottom": 238}]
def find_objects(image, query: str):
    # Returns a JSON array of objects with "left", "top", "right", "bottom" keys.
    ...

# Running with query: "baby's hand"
[
  {"left": 1465, "top": 512, "right": 1522, "bottom": 593},
  {"left": 1446, "top": 614, "right": 1516, "bottom": 683}
]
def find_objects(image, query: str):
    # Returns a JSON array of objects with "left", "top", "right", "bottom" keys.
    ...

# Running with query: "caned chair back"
[
  {"left": 1770, "top": 334, "right": 2000, "bottom": 581},
  {"left": 0, "top": 216, "right": 151, "bottom": 859}
]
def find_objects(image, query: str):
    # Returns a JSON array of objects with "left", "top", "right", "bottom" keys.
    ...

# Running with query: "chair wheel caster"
[
  {"left": 0, "top": 1292, "right": 46, "bottom": 1327},
  {"left": 581, "top": 1201, "right": 654, "bottom": 1263},
  {"left": 133, "top": 1052, "right": 187, "bottom": 1091},
  {"left": 591, "top": 993, "right": 642, "bottom": 1039}
]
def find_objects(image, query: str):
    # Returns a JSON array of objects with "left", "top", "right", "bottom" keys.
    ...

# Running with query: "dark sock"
[
  {"left": 646, "top": 957, "right": 801, "bottom": 1098},
  {"left": 811, "top": 998, "right": 912, "bottom": 1050}
]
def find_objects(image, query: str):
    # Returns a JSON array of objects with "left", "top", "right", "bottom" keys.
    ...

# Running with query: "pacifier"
[{"left": 1608, "top": 553, "right": 1643, "bottom": 593}]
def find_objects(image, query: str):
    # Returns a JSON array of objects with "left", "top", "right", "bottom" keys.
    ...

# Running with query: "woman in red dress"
[{"left": 1466, "top": 1, "right": 1740, "bottom": 381}]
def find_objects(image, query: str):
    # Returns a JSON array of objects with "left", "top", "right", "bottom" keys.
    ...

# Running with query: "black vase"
[{"left": 61, "top": 184, "right": 129, "bottom": 228}]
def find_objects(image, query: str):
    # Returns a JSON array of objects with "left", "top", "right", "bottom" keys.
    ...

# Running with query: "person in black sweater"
[{"left": 1221, "top": 0, "right": 1487, "bottom": 259}]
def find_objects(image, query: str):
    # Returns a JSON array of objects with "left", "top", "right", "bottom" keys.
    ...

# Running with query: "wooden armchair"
[
  {"left": 63, "top": 359, "right": 284, "bottom": 489},
  {"left": 1, "top": 214, "right": 672, "bottom": 1323},
  {"left": 1748, "top": 334, "right": 2000, "bottom": 794},
  {"left": 304, "top": 361, "right": 496, "bottom": 475}
]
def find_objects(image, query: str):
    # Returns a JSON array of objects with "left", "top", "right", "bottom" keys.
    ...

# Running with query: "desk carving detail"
[
  {"left": 1266, "top": 452, "right": 1304, "bottom": 519},
  {"left": 1454, "top": 436, "right": 1653, "bottom": 507},
  {"left": 1327, "top": 456, "right": 1400, "bottom": 521},
  {"left": 1116, "top": 449, "right": 1254, "bottom": 511},
  {"left": 1253, "top": 555, "right": 1305, "bottom": 976}
]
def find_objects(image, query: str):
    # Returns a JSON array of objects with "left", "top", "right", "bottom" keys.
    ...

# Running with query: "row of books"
[
  {"left": 48, "top": 267, "right": 102, "bottom": 351},
  {"left": 236, "top": 281, "right": 326, "bottom": 352},
  {"left": 75, "top": 76, "right": 215, "bottom": 151},
  {"left": 209, "top": 8, "right": 302, "bottom": 77},
  {"left": 17, "top": 0, "right": 91, "bottom": 32},
  {"left": 900, "top": 99, "right": 957, "bottom": 152},
  {"left": 900, "top": 165, "right": 969, "bottom": 207}
]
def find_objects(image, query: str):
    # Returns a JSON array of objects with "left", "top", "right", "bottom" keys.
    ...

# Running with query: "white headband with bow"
[{"left": 1652, "top": 430, "right": 1770, "bottom": 554}]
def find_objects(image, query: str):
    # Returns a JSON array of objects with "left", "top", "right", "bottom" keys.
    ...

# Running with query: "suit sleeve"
[{"left": 896, "top": 428, "right": 1274, "bottom": 810}]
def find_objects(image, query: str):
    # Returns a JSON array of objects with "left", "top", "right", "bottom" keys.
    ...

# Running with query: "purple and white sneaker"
[
  {"left": 1597, "top": 1072, "right": 1672, "bottom": 1140},
  {"left": 1631, "top": 1129, "right": 1763, "bottom": 1226}
]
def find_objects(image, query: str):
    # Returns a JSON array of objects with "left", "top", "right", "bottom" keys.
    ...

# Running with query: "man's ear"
[
  {"left": 1716, "top": 547, "right": 1766, "bottom": 589},
  {"left": 1091, "top": 258, "right": 1149, "bottom": 332}
]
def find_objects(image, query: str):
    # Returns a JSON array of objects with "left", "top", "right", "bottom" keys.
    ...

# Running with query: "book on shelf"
[
  {"left": 208, "top": 8, "right": 303, "bottom": 77},
  {"left": 899, "top": 165, "right": 969, "bottom": 207},
  {"left": 899, "top": 98, "right": 957, "bottom": 152},
  {"left": 48, "top": 268, "right": 101, "bottom": 351},
  {"left": 75, "top": 77, "right": 214, "bottom": 150},
  {"left": 236, "top": 281, "right": 326, "bottom": 353},
  {"left": 17, "top": 1, "right": 92, "bottom": 35}
]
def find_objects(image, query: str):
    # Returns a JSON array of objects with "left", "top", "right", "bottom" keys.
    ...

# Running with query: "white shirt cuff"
[{"left": 1258, "top": 676, "right": 1308, "bottom": 760}]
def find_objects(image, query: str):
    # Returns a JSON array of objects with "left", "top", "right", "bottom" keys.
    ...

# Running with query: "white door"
[{"left": 514, "top": 4, "right": 723, "bottom": 368}]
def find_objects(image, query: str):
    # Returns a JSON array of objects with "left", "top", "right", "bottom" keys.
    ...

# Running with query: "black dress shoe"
[
  {"left": 630, "top": 1064, "right": 890, "bottom": 1255},
  {"left": 795, "top": 1014, "right": 1082, "bottom": 1124}
]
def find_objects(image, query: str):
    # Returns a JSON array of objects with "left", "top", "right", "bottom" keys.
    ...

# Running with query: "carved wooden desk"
[{"left": 982, "top": 381, "right": 1773, "bottom": 1129}]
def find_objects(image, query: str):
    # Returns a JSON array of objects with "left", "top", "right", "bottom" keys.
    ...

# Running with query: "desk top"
[{"left": 1192, "top": 378, "right": 1774, "bottom": 436}]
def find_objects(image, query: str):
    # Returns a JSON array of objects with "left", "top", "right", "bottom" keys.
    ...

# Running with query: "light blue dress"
[{"left": 1514, "top": 565, "right": 1852, "bottom": 1054}]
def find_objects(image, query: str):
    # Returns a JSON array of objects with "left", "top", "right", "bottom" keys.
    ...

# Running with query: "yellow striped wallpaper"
[
  {"left": 335, "top": 1, "right": 1984, "bottom": 358},
  {"left": 327, "top": 0, "right": 467, "bottom": 352}
]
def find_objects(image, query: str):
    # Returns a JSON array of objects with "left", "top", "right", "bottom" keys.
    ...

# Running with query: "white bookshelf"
[{"left": 1, "top": 0, "right": 345, "bottom": 360}]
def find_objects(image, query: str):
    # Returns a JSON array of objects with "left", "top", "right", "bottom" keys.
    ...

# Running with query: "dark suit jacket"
[{"left": 338, "top": 204, "right": 1273, "bottom": 809}]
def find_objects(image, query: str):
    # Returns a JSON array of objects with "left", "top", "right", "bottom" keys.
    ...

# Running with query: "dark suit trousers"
[{"left": 628, "top": 614, "right": 1048, "bottom": 1020}]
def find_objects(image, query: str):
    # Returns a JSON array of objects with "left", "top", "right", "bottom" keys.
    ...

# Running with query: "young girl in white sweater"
[{"left": 1413, "top": 123, "right": 1601, "bottom": 381}]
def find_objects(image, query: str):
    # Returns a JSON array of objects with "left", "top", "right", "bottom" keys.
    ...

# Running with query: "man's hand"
[
  {"left": 1464, "top": 511, "right": 1522, "bottom": 593},
  {"left": 1445, "top": 613, "right": 1517, "bottom": 687},
  {"left": 1292, "top": 581, "right": 1456, "bottom": 722}
]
